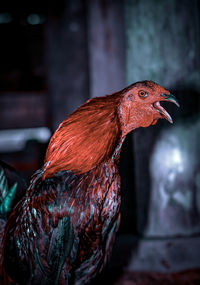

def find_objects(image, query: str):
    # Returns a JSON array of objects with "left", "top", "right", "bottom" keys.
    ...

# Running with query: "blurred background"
[{"left": 0, "top": 0, "right": 200, "bottom": 284}]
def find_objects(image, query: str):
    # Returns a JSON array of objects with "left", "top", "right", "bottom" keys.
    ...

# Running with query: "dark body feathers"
[
  {"left": 2, "top": 158, "right": 121, "bottom": 284},
  {"left": 0, "top": 161, "right": 27, "bottom": 267},
  {"left": 1, "top": 89, "right": 124, "bottom": 285}
]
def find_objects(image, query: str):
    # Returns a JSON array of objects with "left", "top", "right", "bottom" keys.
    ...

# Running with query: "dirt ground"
[
  {"left": 91, "top": 268, "right": 200, "bottom": 285},
  {"left": 114, "top": 269, "right": 200, "bottom": 285}
]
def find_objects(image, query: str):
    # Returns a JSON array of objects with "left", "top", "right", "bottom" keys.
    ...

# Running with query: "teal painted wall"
[{"left": 125, "top": 0, "right": 200, "bottom": 236}]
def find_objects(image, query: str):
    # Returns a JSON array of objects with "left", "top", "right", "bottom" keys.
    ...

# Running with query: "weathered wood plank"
[{"left": 0, "top": 92, "right": 47, "bottom": 129}]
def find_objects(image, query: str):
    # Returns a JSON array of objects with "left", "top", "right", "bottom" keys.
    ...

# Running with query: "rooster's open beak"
[{"left": 153, "top": 93, "right": 180, "bottom": 124}]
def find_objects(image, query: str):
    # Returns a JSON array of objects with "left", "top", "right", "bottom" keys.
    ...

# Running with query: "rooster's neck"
[
  {"left": 42, "top": 95, "right": 123, "bottom": 180},
  {"left": 112, "top": 136, "right": 125, "bottom": 161}
]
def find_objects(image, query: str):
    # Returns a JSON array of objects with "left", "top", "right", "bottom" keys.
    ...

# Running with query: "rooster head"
[{"left": 119, "top": 80, "right": 179, "bottom": 136}]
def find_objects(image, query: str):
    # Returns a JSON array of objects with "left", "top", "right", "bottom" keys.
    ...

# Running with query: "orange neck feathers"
[
  {"left": 42, "top": 93, "right": 122, "bottom": 179},
  {"left": 42, "top": 80, "right": 175, "bottom": 180}
]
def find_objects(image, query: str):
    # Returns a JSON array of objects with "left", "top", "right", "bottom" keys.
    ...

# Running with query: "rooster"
[{"left": 0, "top": 81, "right": 179, "bottom": 285}]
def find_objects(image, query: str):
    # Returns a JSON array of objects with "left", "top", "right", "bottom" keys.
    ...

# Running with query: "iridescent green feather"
[{"left": 0, "top": 169, "right": 18, "bottom": 219}]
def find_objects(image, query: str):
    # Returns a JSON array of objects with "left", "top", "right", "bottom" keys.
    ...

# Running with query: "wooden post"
[
  {"left": 46, "top": 0, "right": 89, "bottom": 131},
  {"left": 87, "top": 0, "right": 126, "bottom": 98}
]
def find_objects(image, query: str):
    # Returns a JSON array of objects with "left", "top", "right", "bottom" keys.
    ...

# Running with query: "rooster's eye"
[{"left": 138, "top": 90, "right": 148, "bottom": 98}]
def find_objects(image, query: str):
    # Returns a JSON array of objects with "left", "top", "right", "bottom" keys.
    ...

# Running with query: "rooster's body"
[{"left": 0, "top": 81, "right": 179, "bottom": 284}]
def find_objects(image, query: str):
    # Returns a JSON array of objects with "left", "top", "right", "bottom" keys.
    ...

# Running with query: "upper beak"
[
  {"left": 160, "top": 93, "right": 180, "bottom": 108},
  {"left": 153, "top": 93, "right": 180, "bottom": 124}
]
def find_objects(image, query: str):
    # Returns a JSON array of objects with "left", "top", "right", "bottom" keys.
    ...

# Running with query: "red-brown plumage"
[
  {"left": 43, "top": 93, "right": 121, "bottom": 179},
  {"left": 0, "top": 81, "right": 179, "bottom": 285},
  {"left": 42, "top": 80, "right": 178, "bottom": 180}
]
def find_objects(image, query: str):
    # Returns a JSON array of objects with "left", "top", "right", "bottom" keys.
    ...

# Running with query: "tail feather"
[
  {"left": 0, "top": 170, "right": 9, "bottom": 202},
  {"left": 0, "top": 161, "right": 27, "bottom": 221},
  {"left": 0, "top": 161, "right": 27, "bottom": 284},
  {"left": 0, "top": 181, "right": 17, "bottom": 220}
]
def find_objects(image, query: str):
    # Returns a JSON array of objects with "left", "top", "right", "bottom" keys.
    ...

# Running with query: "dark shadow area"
[
  {"left": 0, "top": 1, "right": 47, "bottom": 92},
  {"left": 119, "top": 133, "right": 137, "bottom": 234},
  {"left": 0, "top": 141, "right": 48, "bottom": 181}
]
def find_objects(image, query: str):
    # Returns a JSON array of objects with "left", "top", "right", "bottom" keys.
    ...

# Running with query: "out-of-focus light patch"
[
  {"left": 163, "top": 147, "right": 184, "bottom": 173},
  {"left": 150, "top": 126, "right": 196, "bottom": 211},
  {"left": 151, "top": 138, "right": 186, "bottom": 183},
  {"left": 0, "top": 13, "right": 13, "bottom": 24},
  {"left": 27, "top": 14, "right": 45, "bottom": 25},
  {"left": 151, "top": 120, "right": 199, "bottom": 186},
  {"left": 173, "top": 190, "right": 192, "bottom": 210},
  {"left": 159, "top": 185, "right": 169, "bottom": 208},
  {"left": 0, "top": 127, "right": 51, "bottom": 152},
  {"left": 172, "top": 148, "right": 181, "bottom": 165},
  {"left": 168, "top": 171, "right": 176, "bottom": 183}
]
